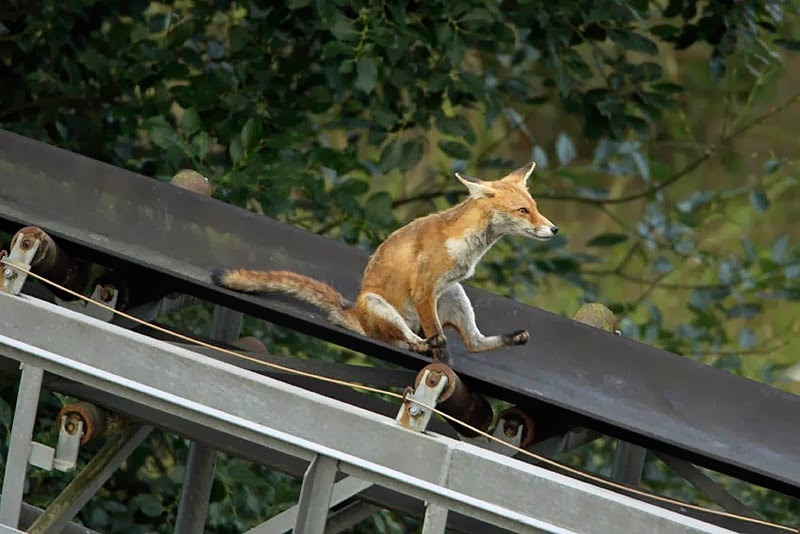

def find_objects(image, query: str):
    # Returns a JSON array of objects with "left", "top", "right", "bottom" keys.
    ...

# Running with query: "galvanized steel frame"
[{"left": 0, "top": 291, "right": 736, "bottom": 534}]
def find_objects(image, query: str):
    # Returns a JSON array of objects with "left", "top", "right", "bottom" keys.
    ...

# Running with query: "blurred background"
[{"left": 2, "top": 0, "right": 800, "bottom": 531}]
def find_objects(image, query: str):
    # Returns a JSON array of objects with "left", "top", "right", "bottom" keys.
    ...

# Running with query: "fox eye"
[{"left": 517, "top": 207, "right": 529, "bottom": 214}]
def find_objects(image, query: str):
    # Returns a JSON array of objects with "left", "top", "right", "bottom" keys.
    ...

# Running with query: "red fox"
[{"left": 212, "top": 162, "right": 558, "bottom": 365}]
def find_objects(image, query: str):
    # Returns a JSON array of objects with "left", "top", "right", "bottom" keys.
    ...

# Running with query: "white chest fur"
[{"left": 444, "top": 231, "right": 494, "bottom": 282}]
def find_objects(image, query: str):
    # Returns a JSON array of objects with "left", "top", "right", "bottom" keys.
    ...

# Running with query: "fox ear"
[
  {"left": 455, "top": 172, "right": 495, "bottom": 199},
  {"left": 504, "top": 161, "right": 536, "bottom": 187}
]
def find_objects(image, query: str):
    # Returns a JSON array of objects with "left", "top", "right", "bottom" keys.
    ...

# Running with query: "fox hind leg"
[
  {"left": 358, "top": 292, "right": 445, "bottom": 353},
  {"left": 438, "top": 283, "right": 529, "bottom": 353}
]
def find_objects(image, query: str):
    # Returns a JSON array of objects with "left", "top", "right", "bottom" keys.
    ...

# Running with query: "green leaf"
[
  {"left": 436, "top": 116, "right": 476, "bottom": 144},
  {"left": 399, "top": 138, "right": 424, "bottom": 171},
  {"left": 288, "top": 0, "right": 311, "bottom": 8},
  {"left": 364, "top": 191, "right": 395, "bottom": 226},
  {"left": 229, "top": 138, "right": 243, "bottom": 164},
  {"left": 241, "top": 117, "right": 262, "bottom": 152},
  {"left": 180, "top": 108, "right": 201, "bottom": 135},
  {"left": 438, "top": 140, "right": 472, "bottom": 160},
  {"left": 586, "top": 233, "right": 628, "bottom": 247},
  {"left": 149, "top": 125, "right": 181, "bottom": 151},
  {"left": 738, "top": 328, "right": 758, "bottom": 350},
  {"left": 608, "top": 30, "right": 658, "bottom": 55},
  {"left": 133, "top": 494, "right": 162, "bottom": 518},
  {"left": 775, "top": 39, "right": 800, "bottom": 52},
  {"left": 764, "top": 159, "right": 780, "bottom": 174},
  {"left": 555, "top": 132, "right": 577, "bottom": 165},
  {"left": 653, "top": 256, "right": 673, "bottom": 274},
  {"left": 785, "top": 264, "right": 800, "bottom": 279},
  {"left": 748, "top": 191, "right": 769, "bottom": 212},
  {"left": 771, "top": 233, "right": 790, "bottom": 264},
  {"left": 210, "top": 478, "right": 227, "bottom": 502},
  {"left": 727, "top": 303, "right": 762, "bottom": 319},
  {"left": 355, "top": 57, "right": 378, "bottom": 93},
  {"left": 193, "top": 131, "right": 210, "bottom": 161}
]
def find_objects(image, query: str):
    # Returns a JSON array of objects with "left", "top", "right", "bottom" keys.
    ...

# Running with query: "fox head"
[{"left": 455, "top": 162, "right": 558, "bottom": 241}]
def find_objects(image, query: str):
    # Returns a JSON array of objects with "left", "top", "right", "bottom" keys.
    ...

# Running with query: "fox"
[{"left": 211, "top": 161, "right": 558, "bottom": 365}]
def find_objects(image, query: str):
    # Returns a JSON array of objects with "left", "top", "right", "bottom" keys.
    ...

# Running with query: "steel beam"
[
  {"left": 611, "top": 441, "right": 647, "bottom": 486},
  {"left": 324, "top": 501, "right": 382, "bottom": 534},
  {"left": 247, "top": 476, "right": 373, "bottom": 533},
  {"left": 0, "top": 364, "right": 43, "bottom": 528},
  {"left": 26, "top": 424, "right": 152, "bottom": 534},
  {"left": 421, "top": 504, "right": 449, "bottom": 534},
  {"left": 0, "top": 291, "right": 737, "bottom": 534},
  {"left": 294, "top": 455, "right": 339, "bottom": 534},
  {"left": 173, "top": 305, "right": 242, "bottom": 534},
  {"left": 654, "top": 452, "right": 758, "bottom": 519}
]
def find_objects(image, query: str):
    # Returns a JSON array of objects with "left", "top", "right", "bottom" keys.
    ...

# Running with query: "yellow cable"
[{"left": 1, "top": 259, "right": 795, "bottom": 533}]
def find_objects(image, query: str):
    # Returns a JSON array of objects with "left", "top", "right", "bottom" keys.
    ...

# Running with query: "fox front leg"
[
  {"left": 438, "top": 283, "right": 528, "bottom": 352},
  {"left": 412, "top": 290, "right": 453, "bottom": 365}
]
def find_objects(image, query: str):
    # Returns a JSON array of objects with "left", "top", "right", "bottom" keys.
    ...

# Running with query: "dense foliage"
[{"left": 2, "top": 0, "right": 800, "bottom": 531}]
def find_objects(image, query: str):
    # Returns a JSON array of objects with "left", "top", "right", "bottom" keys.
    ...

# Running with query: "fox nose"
[{"left": 551, "top": 226, "right": 559, "bottom": 235}]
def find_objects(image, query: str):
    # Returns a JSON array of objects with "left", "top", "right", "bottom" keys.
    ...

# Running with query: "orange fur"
[{"left": 212, "top": 162, "right": 557, "bottom": 363}]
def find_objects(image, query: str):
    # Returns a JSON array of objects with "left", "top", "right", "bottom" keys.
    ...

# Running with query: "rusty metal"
[
  {"left": 232, "top": 336, "right": 268, "bottom": 354},
  {"left": 170, "top": 169, "right": 212, "bottom": 197},
  {"left": 496, "top": 406, "right": 536, "bottom": 449},
  {"left": 54, "top": 401, "right": 133, "bottom": 446},
  {"left": 9, "top": 226, "right": 88, "bottom": 297},
  {"left": 414, "top": 363, "right": 493, "bottom": 437}
]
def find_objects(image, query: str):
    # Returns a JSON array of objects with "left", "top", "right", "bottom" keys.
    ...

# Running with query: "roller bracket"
[
  {"left": 396, "top": 368, "right": 449, "bottom": 432},
  {"left": 1, "top": 231, "right": 41, "bottom": 295},
  {"left": 29, "top": 415, "right": 83, "bottom": 472},
  {"left": 54, "top": 283, "right": 118, "bottom": 321}
]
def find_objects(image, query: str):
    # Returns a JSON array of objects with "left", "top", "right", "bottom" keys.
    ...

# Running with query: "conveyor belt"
[{"left": 1, "top": 129, "right": 799, "bottom": 499}]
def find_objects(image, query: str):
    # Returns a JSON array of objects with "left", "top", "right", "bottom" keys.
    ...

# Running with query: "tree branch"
[{"left": 392, "top": 91, "right": 800, "bottom": 209}]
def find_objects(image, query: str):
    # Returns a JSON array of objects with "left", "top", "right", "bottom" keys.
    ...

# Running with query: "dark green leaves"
[
  {"left": 587, "top": 233, "right": 629, "bottom": 247},
  {"left": 608, "top": 30, "right": 659, "bottom": 55},
  {"left": 355, "top": 57, "right": 378, "bottom": 93},
  {"left": 438, "top": 140, "right": 472, "bottom": 160},
  {"left": 180, "top": 108, "right": 201, "bottom": 135}
]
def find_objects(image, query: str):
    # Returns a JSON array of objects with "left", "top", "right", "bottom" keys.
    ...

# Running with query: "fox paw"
[
  {"left": 424, "top": 333, "right": 447, "bottom": 349},
  {"left": 503, "top": 330, "right": 529, "bottom": 346}
]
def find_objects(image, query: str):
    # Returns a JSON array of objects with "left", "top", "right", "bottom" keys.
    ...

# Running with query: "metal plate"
[{"left": 1, "top": 129, "right": 798, "bottom": 497}]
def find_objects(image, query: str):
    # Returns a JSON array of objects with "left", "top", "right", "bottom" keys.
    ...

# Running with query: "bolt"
[
  {"left": 20, "top": 238, "right": 32, "bottom": 250},
  {"left": 2, "top": 267, "right": 15, "bottom": 279},
  {"left": 408, "top": 405, "right": 422, "bottom": 417},
  {"left": 99, "top": 286, "right": 113, "bottom": 302}
]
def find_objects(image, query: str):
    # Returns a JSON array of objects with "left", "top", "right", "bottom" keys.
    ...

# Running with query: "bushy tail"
[{"left": 211, "top": 268, "right": 363, "bottom": 334}]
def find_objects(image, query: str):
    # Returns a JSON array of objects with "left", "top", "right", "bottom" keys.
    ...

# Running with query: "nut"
[
  {"left": 408, "top": 405, "right": 422, "bottom": 417},
  {"left": 2, "top": 267, "right": 15, "bottom": 279}
]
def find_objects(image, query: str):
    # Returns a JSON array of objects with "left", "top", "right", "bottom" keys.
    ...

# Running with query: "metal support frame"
[
  {"left": 174, "top": 305, "right": 242, "bottom": 534},
  {"left": 421, "top": 504, "right": 449, "bottom": 534},
  {"left": 324, "top": 501, "right": 382, "bottom": 533},
  {"left": 0, "top": 291, "right": 738, "bottom": 534},
  {"left": 653, "top": 452, "right": 759, "bottom": 518},
  {"left": 0, "top": 364, "right": 43, "bottom": 528},
  {"left": 247, "top": 476, "right": 373, "bottom": 533},
  {"left": 295, "top": 455, "right": 339, "bottom": 534},
  {"left": 611, "top": 441, "right": 647, "bottom": 486},
  {"left": 26, "top": 424, "right": 153, "bottom": 534}
]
